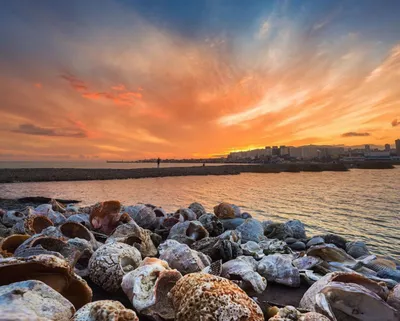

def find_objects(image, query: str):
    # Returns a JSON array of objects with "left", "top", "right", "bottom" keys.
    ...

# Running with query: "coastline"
[{"left": 0, "top": 163, "right": 351, "bottom": 183}]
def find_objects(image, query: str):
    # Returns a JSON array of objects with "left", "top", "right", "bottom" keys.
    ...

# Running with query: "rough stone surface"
[{"left": 73, "top": 300, "right": 138, "bottom": 321}]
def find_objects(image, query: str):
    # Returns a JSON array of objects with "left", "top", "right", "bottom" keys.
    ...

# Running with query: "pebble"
[
  {"left": 289, "top": 241, "right": 306, "bottom": 251},
  {"left": 306, "top": 236, "right": 325, "bottom": 248}
]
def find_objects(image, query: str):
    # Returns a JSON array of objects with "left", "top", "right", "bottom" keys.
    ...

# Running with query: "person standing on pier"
[{"left": 157, "top": 157, "right": 161, "bottom": 168}]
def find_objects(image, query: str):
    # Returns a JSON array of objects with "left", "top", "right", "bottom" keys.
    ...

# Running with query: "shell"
[
  {"left": 346, "top": 240, "right": 370, "bottom": 258},
  {"left": 218, "top": 230, "right": 242, "bottom": 243},
  {"left": 236, "top": 219, "right": 266, "bottom": 243},
  {"left": 167, "top": 221, "right": 209, "bottom": 245},
  {"left": 124, "top": 205, "right": 158, "bottom": 230},
  {"left": 159, "top": 239, "right": 211, "bottom": 275},
  {"left": 257, "top": 254, "right": 300, "bottom": 287},
  {"left": 14, "top": 236, "right": 82, "bottom": 267},
  {"left": 264, "top": 223, "right": 293, "bottom": 240},
  {"left": 307, "top": 244, "right": 358, "bottom": 265},
  {"left": 59, "top": 221, "right": 98, "bottom": 250},
  {"left": 221, "top": 258, "right": 267, "bottom": 293},
  {"left": 66, "top": 214, "right": 92, "bottom": 228},
  {"left": 67, "top": 238, "right": 94, "bottom": 277},
  {"left": 169, "top": 273, "right": 264, "bottom": 321},
  {"left": 299, "top": 271, "right": 390, "bottom": 312},
  {"left": 285, "top": 220, "right": 306, "bottom": 239},
  {"left": 241, "top": 241, "right": 265, "bottom": 259},
  {"left": 2, "top": 210, "right": 27, "bottom": 227},
  {"left": 322, "top": 234, "right": 347, "bottom": 249},
  {"left": 198, "top": 213, "right": 224, "bottom": 236},
  {"left": 106, "top": 221, "right": 158, "bottom": 258},
  {"left": 387, "top": 284, "right": 400, "bottom": 311},
  {"left": 221, "top": 218, "right": 245, "bottom": 230},
  {"left": 73, "top": 300, "right": 138, "bottom": 321},
  {"left": 174, "top": 208, "right": 197, "bottom": 221},
  {"left": 292, "top": 256, "right": 323, "bottom": 270},
  {"left": 0, "top": 254, "right": 92, "bottom": 309},
  {"left": 0, "top": 280, "right": 75, "bottom": 321},
  {"left": 191, "top": 237, "right": 243, "bottom": 262},
  {"left": 320, "top": 282, "right": 398, "bottom": 320},
  {"left": 0, "top": 234, "right": 30, "bottom": 257},
  {"left": 121, "top": 258, "right": 182, "bottom": 320},
  {"left": 89, "top": 200, "right": 122, "bottom": 234},
  {"left": 213, "top": 202, "right": 236, "bottom": 219},
  {"left": 88, "top": 242, "right": 142, "bottom": 292},
  {"left": 188, "top": 202, "right": 206, "bottom": 218},
  {"left": 50, "top": 199, "right": 66, "bottom": 213},
  {"left": 11, "top": 214, "right": 54, "bottom": 235}
]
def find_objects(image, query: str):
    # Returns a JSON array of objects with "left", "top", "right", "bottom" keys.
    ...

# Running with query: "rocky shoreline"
[
  {"left": 0, "top": 199, "right": 399, "bottom": 320},
  {"left": 0, "top": 163, "right": 351, "bottom": 183}
]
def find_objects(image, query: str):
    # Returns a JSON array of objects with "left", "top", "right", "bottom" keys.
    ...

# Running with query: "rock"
[
  {"left": 188, "top": 202, "right": 206, "bottom": 218},
  {"left": 346, "top": 241, "right": 370, "bottom": 258},
  {"left": 198, "top": 213, "right": 224, "bottom": 236},
  {"left": 285, "top": 220, "right": 306, "bottom": 239},
  {"left": 73, "top": 300, "right": 138, "bottom": 321},
  {"left": 258, "top": 254, "right": 300, "bottom": 287},
  {"left": 0, "top": 280, "right": 75, "bottom": 321},
  {"left": 289, "top": 241, "right": 306, "bottom": 251},
  {"left": 306, "top": 237, "right": 325, "bottom": 248},
  {"left": 169, "top": 273, "right": 264, "bottom": 321},
  {"left": 264, "top": 223, "right": 293, "bottom": 240},
  {"left": 236, "top": 219, "right": 266, "bottom": 243},
  {"left": 221, "top": 218, "right": 245, "bottom": 230},
  {"left": 322, "top": 233, "right": 347, "bottom": 249},
  {"left": 213, "top": 203, "right": 236, "bottom": 219},
  {"left": 285, "top": 238, "right": 298, "bottom": 245}
]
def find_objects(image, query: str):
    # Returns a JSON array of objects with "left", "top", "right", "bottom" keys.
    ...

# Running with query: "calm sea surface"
[{"left": 0, "top": 167, "right": 399, "bottom": 259}]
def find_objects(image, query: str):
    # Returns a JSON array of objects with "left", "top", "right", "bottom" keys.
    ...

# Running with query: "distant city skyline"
[{"left": 1, "top": 1, "right": 400, "bottom": 161}]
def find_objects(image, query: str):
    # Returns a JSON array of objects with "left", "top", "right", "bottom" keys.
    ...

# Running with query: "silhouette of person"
[{"left": 157, "top": 157, "right": 161, "bottom": 168}]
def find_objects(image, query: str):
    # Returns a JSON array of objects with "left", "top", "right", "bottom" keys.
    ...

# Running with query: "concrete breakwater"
[{"left": 0, "top": 164, "right": 350, "bottom": 183}]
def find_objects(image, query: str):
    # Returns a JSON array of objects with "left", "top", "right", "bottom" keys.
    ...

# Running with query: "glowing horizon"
[{"left": 0, "top": 0, "right": 399, "bottom": 161}]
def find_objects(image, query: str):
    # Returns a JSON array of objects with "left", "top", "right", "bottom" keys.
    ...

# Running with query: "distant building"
[
  {"left": 385, "top": 144, "right": 391, "bottom": 152},
  {"left": 365, "top": 151, "right": 391, "bottom": 160},
  {"left": 272, "top": 146, "right": 280, "bottom": 156},
  {"left": 396, "top": 139, "right": 400, "bottom": 156},
  {"left": 280, "top": 145, "right": 289, "bottom": 156}
]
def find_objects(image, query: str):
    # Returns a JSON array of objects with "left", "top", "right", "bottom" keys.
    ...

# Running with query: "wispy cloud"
[
  {"left": 341, "top": 132, "right": 371, "bottom": 137},
  {"left": 12, "top": 123, "right": 87, "bottom": 138}
]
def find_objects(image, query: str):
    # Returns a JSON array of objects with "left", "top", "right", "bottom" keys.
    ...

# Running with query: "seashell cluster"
[{"left": 1, "top": 198, "right": 399, "bottom": 321}]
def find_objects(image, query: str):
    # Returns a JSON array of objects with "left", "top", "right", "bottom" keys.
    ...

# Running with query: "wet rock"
[
  {"left": 285, "top": 220, "right": 306, "bottom": 239},
  {"left": 306, "top": 236, "right": 325, "bottom": 248},
  {"left": 188, "top": 202, "right": 206, "bottom": 218},
  {"left": 236, "top": 219, "right": 266, "bottom": 243},
  {"left": 198, "top": 213, "right": 224, "bottom": 236},
  {"left": 289, "top": 241, "right": 306, "bottom": 251},
  {"left": 264, "top": 223, "right": 293, "bottom": 240},
  {"left": 346, "top": 240, "right": 370, "bottom": 258},
  {"left": 285, "top": 237, "right": 298, "bottom": 245},
  {"left": 213, "top": 203, "right": 236, "bottom": 219},
  {"left": 221, "top": 218, "right": 245, "bottom": 230},
  {"left": 322, "top": 233, "right": 347, "bottom": 249}
]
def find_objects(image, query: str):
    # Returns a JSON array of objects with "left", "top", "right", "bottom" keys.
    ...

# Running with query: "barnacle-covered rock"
[
  {"left": 221, "top": 257, "right": 267, "bottom": 293},
  {"left": 213, "top": 202, "right": 236, "bottom": 219},
  {"left": 264, "top": 223, "right": 293, "bottom": 240},
  {"left": 257, "top": 254, "right": 300, "bottom": 287},
  {"left": 174, "top": 208, "right": 197, "bottom": 221},
  {"left": 167, "top": 221, "right": 209, "bottom": 245},
  {"left": 124, "top": 204, "right": 158, "bottom": 230},
  {"left": 269, "top": 306, "right": 331, "bottom": 321},
  {"left": 88, "top": 242, "right": 142, "bottom": 292},
  {"left": 72, "top": 300, "right": 138, "bottom": 321},
  {"left": 159, "top": 239, "right": 211, "bottom": 275},
  {"left": 2, "top": 210, "right": 26, "bottom": 227},
  {"left": 236, "top": 219, "right": 266, "bottom": 243},
  {"left": 0, "top": 254, "right": 92, "bottom": 309},
  {"left": 106, "top": 221, "right": 158, "bottom": 258},
  {"left": 198, "top": 213, "right": 224, "bottom": 236},
  {"left": 0, "top": 280, "right": 75, "bottom": 321},
  {"left": 218, "top": 230, "right": 242, "bottom": 243},
  {"left": 169, "top": 273, "right": 264, "bottom": 321},
  {"left": 188, "top": 202, "right": 206, "bottom": 218},
  {"left": 0, "top": 234, "right": 30, "bottom": 257},
  {"left": 11, "top": 214, "right": 54, "bottom": 235},
  {"left": 89, "top": 200, "right": 122, "bottom": 234},
  {"left": 191, "top": 237, "right": 242, "bottom": 262},
  {"left": 241, "top": 241, "right": 265, "bottom": 259},
  {"left": 14, "top": 235, "right": 82, "bottom": 267},
  {"left": 121, "top": 258, "right": 182, "bottom": 320}
]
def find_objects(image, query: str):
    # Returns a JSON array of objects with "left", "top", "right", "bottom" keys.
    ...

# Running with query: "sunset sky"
[{"left": 1, "top": 0, "right": 399, "bottom": 160}]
